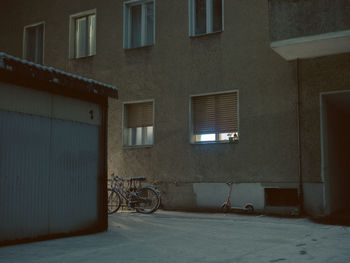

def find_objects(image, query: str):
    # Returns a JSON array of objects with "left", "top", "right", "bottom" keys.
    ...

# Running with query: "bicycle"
[{"left": 107, "top": 173, "right": 161, "bottom": 214}]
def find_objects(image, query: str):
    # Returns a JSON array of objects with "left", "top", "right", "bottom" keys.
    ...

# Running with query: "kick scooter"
[{"left": 221, "top": 182, "right": 254, "bottom": 213}]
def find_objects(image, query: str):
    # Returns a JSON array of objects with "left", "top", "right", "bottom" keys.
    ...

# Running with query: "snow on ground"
[{"left": 1, "top": 211, "right": 350, "bottom": 263}]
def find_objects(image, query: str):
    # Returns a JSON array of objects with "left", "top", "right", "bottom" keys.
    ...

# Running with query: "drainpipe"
[{"left": 296, "top": 59, "right": 304, "bottom": 215}]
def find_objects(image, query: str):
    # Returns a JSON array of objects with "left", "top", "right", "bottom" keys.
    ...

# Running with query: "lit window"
[
  {"left": 190, "top": 91, "right": 239, "bottom": 143},
  {"left": 23, "top": 22, "right": 44, "bottom": 64},
  {"left": 123, "top": 101, "right": 154, "bottom": 147},
  {"left": 189, "top": 0, "right": 223, "bottom": 36},
  {"left": 124, "top": 0, "right": 155, "bottom": 49},
  {"left": 200, "top": 134, "right": 216, "bottom": 141},
  {"left": 69, "top": 10, "right": 96, "bottom": 58}
]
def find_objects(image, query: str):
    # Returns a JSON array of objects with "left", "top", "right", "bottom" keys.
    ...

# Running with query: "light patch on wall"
[{"left": 193, "top": 183, "right": 265, "bottom": 210}]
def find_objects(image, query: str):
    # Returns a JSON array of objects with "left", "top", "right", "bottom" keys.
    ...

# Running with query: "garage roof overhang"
[
  {"left": 0, "top": 52, "right": 118, "bottom": 100},
  {"left": 271, "top": 30, "right": 350, "bottom": 61}
]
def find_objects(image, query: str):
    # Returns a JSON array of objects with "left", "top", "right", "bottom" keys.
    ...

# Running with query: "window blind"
[
  {"left": 192, "top": 92, "right": 238, "bottom": 134},
  {"left": 126, "top": 102, "right": 153, "bottom": 128}
]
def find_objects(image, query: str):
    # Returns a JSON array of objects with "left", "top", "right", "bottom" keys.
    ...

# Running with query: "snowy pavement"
[{"left": 1, "top": 211, "right": 350, "bottom": 263}]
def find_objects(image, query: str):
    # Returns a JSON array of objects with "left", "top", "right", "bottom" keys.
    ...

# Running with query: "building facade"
[
  {"left": 1, "top": 0, "right": 349, "bottom": 217},
  {"left": 269, "top": 0, "right": 350, "bottom": 216}
]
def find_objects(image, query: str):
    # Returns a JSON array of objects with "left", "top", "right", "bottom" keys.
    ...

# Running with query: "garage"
[{"left": 0, "top": 53, "right": 118, "bottom": 244}]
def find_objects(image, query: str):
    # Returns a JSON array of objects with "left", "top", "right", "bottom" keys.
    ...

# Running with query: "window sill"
[
  {"left": 190, "top": 140, "right": 239, "bottom": 145},
  {"left": 189, "top": 30, "right": 223, "bottom": 39},
  {"left": 70, "top": 54, "right": 95, "bottom": 60},
  {"left": 123, "top": 144, "right": 153, "bottom": 149},
  {"left": 124, "top": 44, "right": 154, "bottom": 51}
]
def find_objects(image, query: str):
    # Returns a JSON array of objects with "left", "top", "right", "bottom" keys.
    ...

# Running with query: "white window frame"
[
  {"left": 189, "top": 90, "right": 239, "bottom": 144},
  {"left": 69, "top": 9, "right": 96, "bottom": 59},
  {"left": 23, "top": 21, "right": 45, "bottom": 64},
  {"left": 189, "top": 0, "right": 224, "bottom": 37},
  {"left": 123, "top": 0, "right": 156, "bottom": 49},
  {"left": 122, "top": 99, "right": 155, "bottom": 148}
]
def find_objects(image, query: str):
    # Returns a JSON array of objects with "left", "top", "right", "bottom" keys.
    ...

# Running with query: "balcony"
[{"left": 268, "top": 0, "right": 350, "bottom": 60}]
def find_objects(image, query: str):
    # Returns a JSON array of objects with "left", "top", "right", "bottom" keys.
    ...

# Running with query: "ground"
[{"left": 1, "top": 211, "right": 350, "bottom": 263}]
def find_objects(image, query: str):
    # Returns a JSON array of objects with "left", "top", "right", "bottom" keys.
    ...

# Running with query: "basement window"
[
  {"left": 190, "top": 91, "right": 239, "bottom": 143},
  {"left": 123, "top": 100, "right": 154, "bottom": 147},
  {"left": 265, "top": 188, "right": 299, "bottom": 207}
]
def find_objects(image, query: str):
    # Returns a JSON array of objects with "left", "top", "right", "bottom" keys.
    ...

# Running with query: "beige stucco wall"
[
  {"left": 107, "top": 0, "right": 300, "bottom": 209},
  {"left": 0, "top": 0, "right": 301, "bottom": 210},
  {"left": 268, "top": 0, "right": 350, "bottom": 42}
]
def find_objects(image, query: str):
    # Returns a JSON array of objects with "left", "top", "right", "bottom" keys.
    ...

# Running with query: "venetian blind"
[
  {"left": 192, "top": 92, "right": 238, "bottom": 134},
  {"left": 126, "top": 102, "right": 153, "bottom": 128}
]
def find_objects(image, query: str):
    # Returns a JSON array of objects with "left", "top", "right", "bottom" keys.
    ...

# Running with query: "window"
[
  {"left": 23, "top": 22, "right": 44, "bottom": 64},
  {"left": 265, "top": 188, "right": 299, "bottom": 207},
  {"left": 190, "top": 91, "right": 238, "bottom": 143},
  {"left": 123, "top": 101, "right": 154, "bottom": 147},
  {"left": 189, "top": 0, "right": 223, "bottom": 36},
  {"left": 123, "top": 0, "right": 155, "bottom": 49},
  {"left": 69, "top": 10, "right": 96, "bottom": 58}
]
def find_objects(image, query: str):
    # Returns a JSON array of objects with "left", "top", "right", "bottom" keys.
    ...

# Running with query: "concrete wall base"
[{"left": 303, "top": 183, "right": 325, "bottom": 217}]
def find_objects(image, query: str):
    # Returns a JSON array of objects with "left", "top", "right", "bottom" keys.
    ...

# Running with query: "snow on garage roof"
[{"left": 0, "top": 52, "right": 118, "bottom": 99}]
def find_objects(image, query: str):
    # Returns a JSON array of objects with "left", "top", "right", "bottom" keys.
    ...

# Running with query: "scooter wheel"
[
  {"left": 221, "top": 204, "right": 230, "bottom": 213},
  {"left": 245, "top": 204, "right": 254, "bottom": 213}
]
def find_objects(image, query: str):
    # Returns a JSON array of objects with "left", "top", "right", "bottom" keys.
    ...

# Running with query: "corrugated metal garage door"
[
  {"left": 0, "top": 83, "right": 101, "bottom": 242},
  {"left": 49, "top": 119, "right": 99, "bottom": 233},
  {"left": 0, "top": 110, "right": 51, "bottom": 240}
]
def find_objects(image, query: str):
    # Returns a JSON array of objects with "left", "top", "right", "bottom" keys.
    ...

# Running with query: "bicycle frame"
[{"left": 109, "top": 175, "right": 150, "bottom": 208}]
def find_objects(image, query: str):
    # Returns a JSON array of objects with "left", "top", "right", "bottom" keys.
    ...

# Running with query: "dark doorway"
[{"left": 321, "top": 91, "right": 350, "bottom": 216}]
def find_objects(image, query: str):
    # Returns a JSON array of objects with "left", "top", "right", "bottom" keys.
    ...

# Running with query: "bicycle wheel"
[
  {"left": 107, "top": 188, "right": 121, "bottom": 214},
  {"left": 135, "top": 186, "right": 160, "bottom": 214}
]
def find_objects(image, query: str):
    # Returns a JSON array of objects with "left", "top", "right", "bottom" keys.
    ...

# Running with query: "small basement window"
[{"left": 265, "top": 188, "right": 299, "bottom": 207}]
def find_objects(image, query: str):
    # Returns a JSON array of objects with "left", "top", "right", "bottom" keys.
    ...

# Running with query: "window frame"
[
  {"left": 23, "top": 21, "right": 45, "bottom": 64},
  {"left": 189, "top": 90, "right": 239, "bottom": 144},
  {"left": 69, "top": 9, "right": 97, "bottom": 59},
  {"left": 122, "top": 99, "right": 155, "bottom": 148},
  {"left": 123, "top": 0, "right": 156, "bottom": 49},
  {"left": 188, "top": 0, "right": 224, "bottom": 37}
]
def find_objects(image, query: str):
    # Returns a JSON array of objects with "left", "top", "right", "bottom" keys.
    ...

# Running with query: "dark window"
[
  {"left": 74, "top": 14, "right": 96, "bottom": 58},
  {"left": 195, "top": 0, "right": 207, "bottom": 35},
  {"left": 24, "top": 24, "right": 44, "bottom": 64},
  {"left": 124, "top": 1, "right": 155, "bottom": 49},
  {"left": 212, "top": 0, "right": 222, "bottom": 32},
  {"left": 191, "top": 0, "right": 223, "bottom": 36},
  {"left": 131, "top": 5, "right": 142, "bottom": 48}
]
